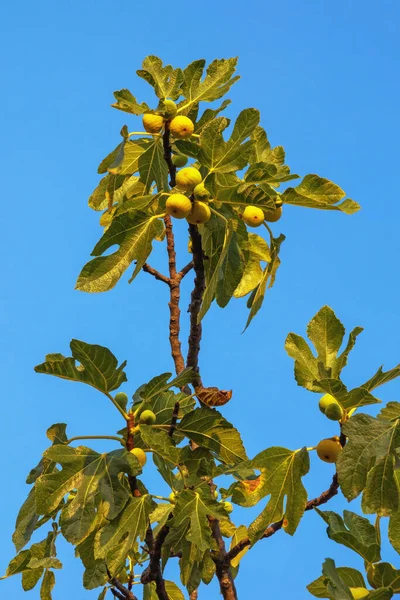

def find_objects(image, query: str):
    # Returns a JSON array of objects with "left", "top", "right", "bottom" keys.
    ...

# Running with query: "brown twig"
[
  {"left": 106, "top": 569, "right": 137, "bottom": 600},
  {"left": 142, "top": 263, "right": 170, "bottom": 285},
  {"left": 209, "top": 517, "right": 238, "bottom": 600},
  {"left": 186, "top": 224, "right": 205, "bottom": 387},
  {"left": 226, "top": 474, "right": 340, "bottom": 562},
  {"left": 177, "top": 260, "right": 194, "bottom": 280},
  {"left": 141, "top": 525, "right": 170, "bottom": 600},
  {"left": 162, "top": 122, "right": 177, "bottom": 188},
  {"left": 165, "top": 214, "right": 186, "bottom": 376},
  {"left": 168, "top": 401, "right": 180, "bottom": 437},
  {"left": 111, "top": 589, "right": 127, "bottom": 600}
]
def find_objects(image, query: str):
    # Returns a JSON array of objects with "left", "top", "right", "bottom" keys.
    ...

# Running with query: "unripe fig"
[
  {"left": 213, "top": 490, "right": 219, "bottom": 499},
  {"left": 186, "top": 202, "right": 211, "bottom": 225},
  {"left": 319, "top": 394, "right": 337, "bottom": 414},
  {"left": 349, "top": 588, "right": 369, "bottom": 599},
  {"left": 325, "top": 402, "right": 344, "bottom": 421},
  {"left": 193, "top": 182, "right": 211, "bottom": 201},
  {"left": 130, "top": 448, "right": 147, "bottom": 467},
  {"left": 139, "top": 410, "right": 156, "bottom": 425},
  {"left": 172, "top": 154, "right": 188, "bottom": 168},
  {"left": 176, "top": 167, "right": 202, "bottom": 192},
  {"left": 316, "top": 438, "right": 342, "bottom": 463},
  {"left": 264, "top": 206, "right": 282, "bottom": 222},
  {"left": 162, "top": 99, "right": 177, "bottom": 119},
  {"left": 114, "top": 391, "right": 128, "bottom": 410},
  {"left": 169, "top": 116, "right": 195, "bottom": 139},
  {"left": 241, "top": 205, "right": 264, "bottom": 227},
  {"left": 142, "top": 113, "right": 164, "bottom": 134},
  {"left": 222, "top": 501, "right": 233, "bottom": 514}
]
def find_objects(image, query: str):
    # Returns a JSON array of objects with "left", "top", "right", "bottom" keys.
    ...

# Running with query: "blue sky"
[{"left": 1, "top": 0, "right": 400, "bottom": 598}]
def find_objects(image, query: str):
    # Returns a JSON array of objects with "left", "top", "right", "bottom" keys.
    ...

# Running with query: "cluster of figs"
[{"left": 141, "top": 100, "right": 282, "bottom": 227}]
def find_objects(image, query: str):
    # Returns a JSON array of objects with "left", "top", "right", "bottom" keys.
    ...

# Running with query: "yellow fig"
[
  {"left": 222, "top": 501, "right": 233, "bottom": 514},
  {"left": 165, "top": 194, "right": 192, "bottom": 219},
  {"left": 169, "top": 116, "right": 195, "bottom": 139},
  {"left": 142, "top": 113, "right": 165, "bottom": 134},
  {"left": 349, "top": 588, "right": 369, "bottom": 599},
  {"left": 176, "top": 167, "right": 202, "bottom": 192},
  {"left": 186, "top": 201, "right": 211, "bottom": 225},
  {"left": 316, "top": 438, "right": 342, "bottom": 463},
  {"left": 130, "top": 448, "right": 147, "bottom": 467},
  {"left": 242, "top": 205, "right": 264, "bottom": 227},
  {"left": 319, "top": 394, "right": 337, "bottom": 414}
]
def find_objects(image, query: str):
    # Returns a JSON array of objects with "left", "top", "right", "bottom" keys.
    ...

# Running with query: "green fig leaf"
[
  {"left": 137, "top": 56, "right": 183, "bottom": 100},
  {"left": 111, "top": 89, "right": 149, "bottom": 115},
  {"left": 35, "top": 340, "right": 127, "bottom": 394},
  {"left": 76, "top": 212, "right": 164, "bottom": 292},
  {"left": 337, "top": 414, "right": 400, "bottom": 513},
  {"left": 177, "top": 407, "right": 247, "bottom": 465},
  {"left": 316, "top": 510, "right": 381, "bottom": 563},
  {"left": 239, "top": 447, "right": 309, "bottom": 542},
  {"left": 282, "top": 174, "right": 360, "bottom": 213},
  {"left": 181, "top": 58, "right": 239, "bottom": 109},
  {"left": 94, "top": 495, "right": 155, "bottom": 559}
]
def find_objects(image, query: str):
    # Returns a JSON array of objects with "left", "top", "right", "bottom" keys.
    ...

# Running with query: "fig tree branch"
[
  {"left": 226, "top": 474, "right": 339, "bottom": 562},
  {"left": 168, "top": 401, "right": 180, "bottom": 437},
  {"left": 161, "top": 123, "right": 187, "bottom": 378},
  {"left": 141, "top": 524, "right": 170, "bottom": 600},
  {"left": 209, "top": 517, "right": 238, "bottom": 600},
  {"left": 177, "top": 260, "right": 194, "bottom": 280},
  {"left": 142, "top": 263, "right": 170, "bottom": 285},
  {"left": 186, "top": 224, "right": 205, "bottom": 388}
]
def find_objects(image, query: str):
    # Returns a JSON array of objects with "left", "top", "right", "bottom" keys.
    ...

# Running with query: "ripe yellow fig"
[
  {"left": 176, "top": 167, "right": 202, "bottom": 192},
  {"left": 213, "top": 489, "right": 219, "bottom": 499},
  {"left": 264, "top": 206, "right": 282, "bottom": 223},
  {"left": 139, "top": 410, "right": 157, "bottom": 425},
  {"left": 222, "top": 501, "right": 233, "bottom": 514},
  {"left": 349, "top": 588, "right": 369, "bottom": 599},
  {"left": 325, "top": 402, "right": 344, "bottom": 421},
  {"left": 130, "top": 447, "right": 147, "bottom": 467},
  {"left": 165, "top": 194, "right": 192, "bottom": 219},
  {"left": 316, "top": 438, "right": 342, "bottom": 463},
  {"left": 193, "top": 182, "right": 211, "bottom": 201},
  {"left": 242, "top": 205, "right": 265, "bottom": 227},
  {"left": 142, "top": 113, "right": 165, "bottom": 134},
  {"left": 172, "top": 154, "right": 188, "bottom": 168},
  {"left": 162, "top": 99, "right": 177, "bottom": 119},
  {"left": 319, "top": 394, "right": 337, "bottom": 414},
  {"left": 169, "top": 492, "right": 176, "bottom": 503},
  {"left": 186, "top": 202, "right": 211, "bottom": 225},
  {"left": 169, "top": 115, "right": 195, "bottom": 139}
]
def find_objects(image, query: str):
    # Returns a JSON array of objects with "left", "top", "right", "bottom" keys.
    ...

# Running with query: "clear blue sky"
[{"left": 1, "top": 1, "right": 400, "bottom": 598}]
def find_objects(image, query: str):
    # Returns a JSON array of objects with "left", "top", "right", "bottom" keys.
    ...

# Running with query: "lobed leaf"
[{"left": 35, "top": 340, "right": 127, "bottom": 393}]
